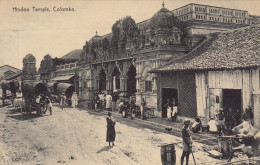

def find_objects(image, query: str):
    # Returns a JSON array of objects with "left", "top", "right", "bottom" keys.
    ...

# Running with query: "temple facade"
[{"left": 77, "top": 3, "right": 259, "bottom": 117}]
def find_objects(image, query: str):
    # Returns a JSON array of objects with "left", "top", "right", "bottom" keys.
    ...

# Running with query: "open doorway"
[
  {"left": 223, "top": 89, "right": 242, "bottom": 125},
  {"left": 162, "top": 88, "right": 178, "bottom": 118},
  {"left": 127, "top": 65, "right": 136, "bottom": 96}
]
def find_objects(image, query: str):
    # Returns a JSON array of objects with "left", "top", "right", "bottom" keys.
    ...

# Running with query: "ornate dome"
[
  {"left": 23, "top": 54, "right": 36, "bottom": 63},
  {"left": 149, "top": 3, "right": 174, "bottom": 30},
  {"left": 90, "top": 31, "right": 102, "bottom": 42}
]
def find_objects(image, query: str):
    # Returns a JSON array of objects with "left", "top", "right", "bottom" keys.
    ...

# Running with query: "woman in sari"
[{"left": 106, "top": 112, "right": 116, "bottom": 146}]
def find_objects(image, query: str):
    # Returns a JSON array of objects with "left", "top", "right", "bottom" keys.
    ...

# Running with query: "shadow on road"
[
  {"left": 96, "top": 146, "right": 112, "bottom": 153},
  {"left": 7, "top": 113, "right": 44, "bottom": 121},
  {"left": 5, "top": 108, "right": 21, "bottom": 114}
]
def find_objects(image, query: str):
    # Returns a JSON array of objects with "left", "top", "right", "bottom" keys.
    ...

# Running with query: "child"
[
  {"left": 192, "top": 117, "right": 202, "bottom": 133},
  {"left": 181, "top": 119, "right": 192, "bottom": 165},
  {"left": 216, "top": 109, "right": 226, "bottom": 136}
]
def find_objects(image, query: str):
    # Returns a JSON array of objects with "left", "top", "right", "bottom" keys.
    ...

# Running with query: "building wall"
[
  {"left": 172, "top": 3, "right": 251, "bottom": 25},
  {"left": 159, "top": 72, "right": 197, "bottom": 118},
  {"left": 195, "top": 69, "right": 260, "bottom": 123}
]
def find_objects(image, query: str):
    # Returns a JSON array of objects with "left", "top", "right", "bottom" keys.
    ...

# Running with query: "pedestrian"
[
  {"left": 45, "top": 96, "right": 52, "bottom": 115},
  {"left": 181, "top": 119, "right": 192, "bottom": 165},
  {"left": 71, "top": 92, "right": 78, "bottom": 108},
  {"left": 106, "top": 112, "right": 116, "bottom": 146},
  {"left": 141, "top": 98, "right": 147, "bottom": 120},
  {"left": 111, "top": 92, "right": 118, "bottom": 111},
  {"left": 35, "top": 95, "right": 41, "bottom": 115},
  {"left": 106, "top": 92, "right": 112, "bottom": 111},
  {"left": 60, "top": 94, "right": 66, "bottom": 110}
]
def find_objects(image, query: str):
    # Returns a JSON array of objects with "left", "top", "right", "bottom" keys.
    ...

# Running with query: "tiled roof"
[
  {"left": 61, "top": 49, "right": 82, "bottom": 60},
  {"left": 151, "top": 25, "right": 260, "bottom": 72}
]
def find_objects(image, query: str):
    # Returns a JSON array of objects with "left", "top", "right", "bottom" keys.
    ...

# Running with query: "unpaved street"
[{"left": 0, "top": 105, "right": 219, "bottom": 165}]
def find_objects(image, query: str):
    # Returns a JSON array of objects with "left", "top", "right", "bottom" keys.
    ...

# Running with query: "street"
[{"left": 0, "top": 105, "right": 233, "bottom": 165}]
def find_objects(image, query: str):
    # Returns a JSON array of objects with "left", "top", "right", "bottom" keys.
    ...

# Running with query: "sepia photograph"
[{"left": 0, "top": 0, "right": 260, "bottom": 164}]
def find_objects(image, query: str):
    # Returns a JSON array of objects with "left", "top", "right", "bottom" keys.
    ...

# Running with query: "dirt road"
[{"left": 0, "top": 105, "right": 221, "bottom": 165}]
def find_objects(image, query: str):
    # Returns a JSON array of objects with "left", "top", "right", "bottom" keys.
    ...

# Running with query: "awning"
[
  {"left": 51, "top": 75, "right": 74, "bottom": 81},
  {"left": 56, "top": 83, "right": 75, "bottom": 96}
]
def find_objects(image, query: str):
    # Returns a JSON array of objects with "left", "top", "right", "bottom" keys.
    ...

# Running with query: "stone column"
[
  {"left": 120, "top": 75, "right": 125, "bottom": 92},
  {"left": 94, "top": 75, "right": 100, "bottom": 90}
]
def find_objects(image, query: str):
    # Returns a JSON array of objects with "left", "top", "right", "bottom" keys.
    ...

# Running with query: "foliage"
[
  {"left": 90, "top": 41, "right": 98, "bottom": 59},
  {"left": 102, "top": 38, "right": 110, "bottom": 51}
]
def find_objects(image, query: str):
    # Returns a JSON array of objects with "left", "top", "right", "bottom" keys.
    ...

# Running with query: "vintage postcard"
[{"left": 0, "top": 0, "right": 259, "bottom": 164}]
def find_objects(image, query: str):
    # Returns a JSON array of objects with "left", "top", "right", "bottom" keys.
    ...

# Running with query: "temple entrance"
[
  {"left": 127, "top": 65, "right": 136, "bottom": 96},
  {"left": 112, "top": 67, "right": 120, "bottom": 91},
  {"left": 99, "top": 69, "right": 106, "bottom": 91},
  {"left": 162, "top": 88, "right": 178, "bottom": 118}
]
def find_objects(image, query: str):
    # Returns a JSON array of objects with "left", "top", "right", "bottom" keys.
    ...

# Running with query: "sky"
[{"left": 0, "top": 0, "right": 260, "bottom": 70}]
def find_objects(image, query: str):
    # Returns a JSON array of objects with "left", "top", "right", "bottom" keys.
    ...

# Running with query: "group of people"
[
  {"left": 35, "top": 94, "right": 52, "bottom": 115},
  {"left": 190, "top": 107, "right": 254, "bottom": 136},
  {"left": 93, "top": 91, "right": 118, "bottom": 111},
  {"left": 164, "top": 98, "right": 178, "bottom": 122}
]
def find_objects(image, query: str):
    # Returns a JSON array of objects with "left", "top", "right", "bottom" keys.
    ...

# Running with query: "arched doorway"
[
  {"left": 112, "top": 67, "right": 120, "bottom": 91},
  {"left": 99, "top": 69, "right": 106, "bottom": 91},
  {"left": 127, "top": 65, "right": 136, "bottom": 96}
]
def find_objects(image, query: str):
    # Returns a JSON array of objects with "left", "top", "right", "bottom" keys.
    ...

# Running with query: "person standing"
[
  {"left": 71, "top": 92, "right": 78, "bottom": 108},
  {"left": 35, "top": 95, "right": 41, "bottom": 115},
  {"left": 106, "top": 92, "right": 112, "bottom": 111},
  {"left": 172, "top": 99, "right": 178, "bottom": 122},
  {"left": 141, "top": 98, "right": 147, "bottom": 120},
  {"left": 111, "top": 92, "right": 118, "bottom": 111},
  {"left": 60, "top": 94, "right": 66, "bottom": 110},
  {"left": 181, "top": 119, "right": 192, "bottom": 165},
  {"left": 216, "top": 109, "right": 226, "bottom": 136},
  {"left": 45, "top": 96, "right": 52, "bottom": 115},
  {"left": 106, "top": 112, "right": 116, "bottom": 146}
]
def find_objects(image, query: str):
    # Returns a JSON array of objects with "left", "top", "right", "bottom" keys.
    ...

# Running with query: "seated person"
[
  {"left": 232, "top": 113, "right": 253, "bottom": 136},
  {"left": 208, "top": 118, "right": 218, "bottom": 134},
  {"left": 192, "top": 117, "right": 202, "bottom": 133}
]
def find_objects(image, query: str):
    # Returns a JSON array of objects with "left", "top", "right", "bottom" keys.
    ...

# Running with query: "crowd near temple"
[{"left": 1, "top": 3, "right": 260, "bottom": 128}]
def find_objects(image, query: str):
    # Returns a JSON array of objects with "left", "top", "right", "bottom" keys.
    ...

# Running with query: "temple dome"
[
  {"left": 90, "top": 31, "right": 102, "bottom": 42},
  {"left": 23, "top": 54, "right": 36, "bottom": 63},
  {"left": 149, "top": 4, "right": 174, "bottom": 30}
]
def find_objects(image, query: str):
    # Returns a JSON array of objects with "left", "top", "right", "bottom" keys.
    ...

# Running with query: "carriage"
[
  {"left": 1, "top": 80, "right": 20, "bottom": 105},
  {"left": 21, "top": 81, "right": 75, "bottom": 114},
  {"left": 21, "top": 80, "right": 50, "bottom": 114}
]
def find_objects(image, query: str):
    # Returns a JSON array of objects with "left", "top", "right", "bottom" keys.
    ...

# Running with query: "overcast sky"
[{"left": 0, "top": 0, "right": 260, "bottom": 70}]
